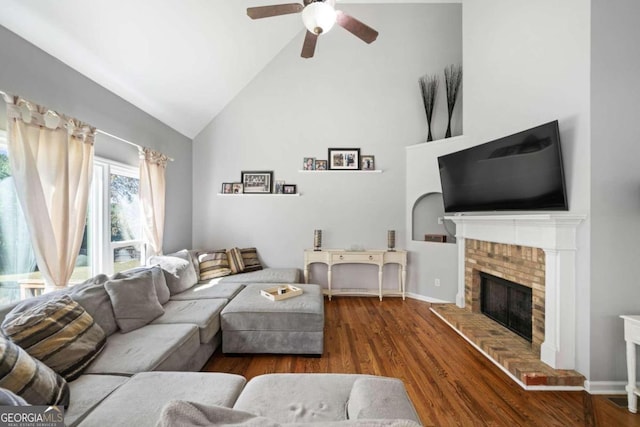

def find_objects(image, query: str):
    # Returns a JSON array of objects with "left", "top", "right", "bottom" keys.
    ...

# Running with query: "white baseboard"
[
  {"left": 406, "top": 293, "right": 451, "bottom": 304},
  {"left": 584, "top": 381, "right": 629, "bottom": 395}
]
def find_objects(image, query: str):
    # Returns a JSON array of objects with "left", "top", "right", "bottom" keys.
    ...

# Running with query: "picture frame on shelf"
[
  {"left": 361, "top": 155, "right": 375, "bottom": 171},
  {"left": 231, "top": 183, "right": 244, "bottom": 194},
  {"left": 241, "top": 171, "right": 273, "bottom": 193},
  {"left": 283, "top": 184, "right": 297, "bottom": 194},
  {"left": 303, "top": 157, "right": 315, "bottom": 170},
  {"left": 315, "top": 160, "right": 327, "bottom": 170},
  {"left": 275, "top": 180, "right": 285, "bottom": 194},
  {"left": 328, "top": 148, "right": 360, "bottom": 170},
  {"left": 221, "top": 182, "right": 233, "bottom": 194}
]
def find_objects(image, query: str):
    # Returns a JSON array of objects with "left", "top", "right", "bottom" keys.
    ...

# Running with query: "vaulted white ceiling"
[{"left": 0, "top": 0, "right": 453, "bottom": 138}]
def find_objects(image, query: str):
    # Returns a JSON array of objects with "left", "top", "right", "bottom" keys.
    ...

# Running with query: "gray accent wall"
[
  {"left": 590, "top": 0, "right": 640, "bottom": 384},
  {"left": 192, "top": 4, "right": 462, "bottom": 291},
  {"left": 0, "top": 25, "right": 192, "bottom": 253}
]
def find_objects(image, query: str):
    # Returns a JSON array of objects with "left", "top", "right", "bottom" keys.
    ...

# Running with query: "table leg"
[
  {"left": 327, "top": 266, "right": 332, "bottom": 301},
  {"left": 401, "top": 265, "right": 406, "bottom": 301},
  {"left": 304, "top": 264, "right": 309, "bottom": 284},
  {"left": 627, "top": 340, "right": 637, "bottom": 413},
  {"left": 378, "top": 266, "right": 383, "bottom": 301}
]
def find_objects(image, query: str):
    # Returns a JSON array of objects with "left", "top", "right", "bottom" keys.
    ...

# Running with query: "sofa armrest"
[{"left": 347, "top": 377, "right": 421, "bottom": 424}]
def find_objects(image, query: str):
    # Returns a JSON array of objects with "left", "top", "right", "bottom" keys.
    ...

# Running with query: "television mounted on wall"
[{"left": 437, "top": 120, "right": 568, "bottom": 213}]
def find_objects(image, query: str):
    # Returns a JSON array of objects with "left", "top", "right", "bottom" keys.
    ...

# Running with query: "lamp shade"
[{"left": 302, "top": 2, "right": 337, "bottom": 35}]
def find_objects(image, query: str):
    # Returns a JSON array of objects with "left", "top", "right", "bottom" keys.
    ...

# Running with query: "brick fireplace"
[{"left": 446, "top": 214, "right": 584, "bottom": 370}]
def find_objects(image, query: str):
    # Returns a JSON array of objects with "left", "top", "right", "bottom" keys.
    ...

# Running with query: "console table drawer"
[
  {"left": 331, "top": 252, "right": 381, "bottom": 264},
  {"left": 624, "top": 319, "right": 640, "bottom": 343}
]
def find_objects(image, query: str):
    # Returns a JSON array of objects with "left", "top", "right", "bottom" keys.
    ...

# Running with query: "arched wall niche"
[{"left": 411, "top": 192, "right": 456, "bottom": 243}]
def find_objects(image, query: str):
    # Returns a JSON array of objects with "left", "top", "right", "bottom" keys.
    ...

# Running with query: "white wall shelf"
[
  {"left": 298, "top": 170, "right": 383, "bottom": 174},
  {"left": 217, "top": 193, "right": 301, "bottom": 197}
]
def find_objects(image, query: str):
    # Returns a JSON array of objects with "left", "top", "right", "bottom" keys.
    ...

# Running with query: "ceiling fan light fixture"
[{"left": 302, "top": 1, "right": 337, "bottom": 35}]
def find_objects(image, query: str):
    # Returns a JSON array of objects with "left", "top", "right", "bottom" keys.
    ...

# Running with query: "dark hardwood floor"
[{"left": 204, "top": 297, "right": 640, "bottom": 426}]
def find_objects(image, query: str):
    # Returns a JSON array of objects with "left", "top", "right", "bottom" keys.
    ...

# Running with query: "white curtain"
[
  {"left": 139, "top": 147, "right": 168, "bottom": 257},
  {"left": 6, "top": 96, "right": 95, "bottom": 291}
]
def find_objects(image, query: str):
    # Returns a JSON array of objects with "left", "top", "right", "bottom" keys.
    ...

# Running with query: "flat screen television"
[{"left": 437, "top": 120, "right": 568, "bottom": 213}]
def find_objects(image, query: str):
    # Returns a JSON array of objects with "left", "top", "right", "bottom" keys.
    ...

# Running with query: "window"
[{"left": 0, "top": 135, "right": 143, "bottom": 304}]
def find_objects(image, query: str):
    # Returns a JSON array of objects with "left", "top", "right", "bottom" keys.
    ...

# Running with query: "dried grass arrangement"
[
  {"left": 419, "top": 74, "right": 439, "bottom": 142},
  {"left": 444, "top": 64, "right": 462, "bottom": 138}
]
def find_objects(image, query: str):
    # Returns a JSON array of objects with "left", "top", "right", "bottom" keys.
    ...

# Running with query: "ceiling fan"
[{"left": 247, "top": 0, "right": 379, "bottom": 58}]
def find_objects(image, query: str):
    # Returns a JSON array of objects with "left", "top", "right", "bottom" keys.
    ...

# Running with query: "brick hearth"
[{"left": 430, "top": 304, "right": 584, "bottom": 387}]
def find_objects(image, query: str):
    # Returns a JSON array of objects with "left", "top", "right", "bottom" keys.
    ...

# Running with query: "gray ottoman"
[{"left": 221, "top": 284, "right": 324, "bottom": 355}]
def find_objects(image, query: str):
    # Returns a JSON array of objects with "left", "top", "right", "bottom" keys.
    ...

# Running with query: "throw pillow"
[
  {"left": 105, "top": 269, "right": 165, "bottom": 333},
  {"left": 113, "top": 265, "right": 171, "bottom": 305},
  {"left": 227, "top": 248, "right": 245, "bottom": 274},
  {"left": 0, "top": 388, "right": 28, "bottom": 406},
  {"left": 0, "top": 336, "right": 70, "bottom": 407},
  {"left": 149, "top": 253, "right": 198, "bottom": 295},
  {"left": 2, "top": 295, "right": 107, "bottom": 382},
  {"left": 198, "top": 250, "right": 232, "bottom": 281},
  {"left": 240, "top": 247, "right": 263, "bottom": 272}
]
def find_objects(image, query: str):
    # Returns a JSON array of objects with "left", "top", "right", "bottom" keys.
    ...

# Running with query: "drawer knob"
[
  {"left": 339, "top": 255, "right": 344, "bottom": 260},
  {"left": 369, "top": 255, "right": 373, "bottom": 260}
]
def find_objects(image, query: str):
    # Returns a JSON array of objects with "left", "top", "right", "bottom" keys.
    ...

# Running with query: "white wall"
[
  {"left": 0, "top": 25, "right": 193, "bottom": 253},
  {"left": 590, "top": 0, "right": 640, "bottom": 384},
  {"left": 193, "top": 4, "right": 461, "bottom": 292},
  {"left": 462, "top": 0, "right": 592, "bottom": 377}
]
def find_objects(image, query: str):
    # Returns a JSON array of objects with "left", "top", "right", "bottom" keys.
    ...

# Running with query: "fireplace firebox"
[{"left": 480, "top": 272, "right": 532, "bottom": 342}]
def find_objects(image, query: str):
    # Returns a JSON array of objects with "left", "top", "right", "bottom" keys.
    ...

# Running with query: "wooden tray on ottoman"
[{"left": 260, "top": 285, "right": 303, "bottom": 301}]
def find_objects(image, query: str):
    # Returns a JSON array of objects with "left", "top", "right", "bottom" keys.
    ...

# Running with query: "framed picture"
[
  {"left": 231, "top": 183, "right": 244, "bottom": 194},
  {"left": 361, "top": 155, "right": 375, "bottom": 171},
  {"left": 283, "top": 184, "right": 297, "bottom": 194},
  {"left": 221, "top": 182, "right": 233, "bottom": 194},
  {"left": 303, "top": 157, "right": 315, "bottom": 170},
  {"left": 328, "top": 148, "right": 360, "bottom": 170},
  {"left": 241, "top": 171, "right": 273, "bottom": 193},
  {"left": 274, "top": 180, "right": 285, "bottom": 194},
  {"left": 315, "top": 160, "right": 327, "bottom": 171}
]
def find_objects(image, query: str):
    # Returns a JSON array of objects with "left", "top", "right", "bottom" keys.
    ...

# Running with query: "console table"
[
  {"left": 621, "top": 315, "right": 640, "bottom": 413},
  {"left": 303, "top": 249, "right": 407, "bottom": 301}
]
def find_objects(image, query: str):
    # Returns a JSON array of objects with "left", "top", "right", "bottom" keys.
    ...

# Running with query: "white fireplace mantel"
[{"left": 445, "top": 213, "right": 586, "bottom": 370}]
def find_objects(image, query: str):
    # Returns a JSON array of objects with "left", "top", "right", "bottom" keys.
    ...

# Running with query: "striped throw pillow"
[
  {"left": 240, "top": 248, "right": 263, "bottom": 272},
  {"left": 227, "top": 248, "right": 245, "bottom": 274},
  {"left": 2, "top": 295, "right": 106, "bottom": 382},
  {"left": 0, "top": 336, "right": 70, "bottom": 406},
  {"left": 198, "top": 250, "right": 232, "bottom": 281}
]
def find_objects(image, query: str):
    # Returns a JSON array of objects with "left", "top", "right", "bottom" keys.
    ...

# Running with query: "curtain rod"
[{"left": 96, "top": 129, "right": 174, "bottom": 162}]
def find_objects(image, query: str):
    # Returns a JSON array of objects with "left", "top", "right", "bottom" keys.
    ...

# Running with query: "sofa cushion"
[
  {"left": 170, "top": 282, "right": 245, "bottom": 301},
  {"left": 113, "top": 265, "right": 171, "bottom": 305},
  {"left": 77, "top": 372, "right": 246, "bottom": 427},
  {"left": 83, "top": 324, "right": 199, "bottom": 375},
  {"left": 233, "top": 374, "right": 366, "bottom": 423},
  {"left": 156, "top": 401, "right": 422, "bottom": 427},
  {"left": 105, "top": 269, "right": 165, "bottom": 333},
  {"left": 2, "top": 295, "right": 106, "bottom": 381},
  {"left": 66, "top": 374, "right": 129, "bottom": 427},
  {"left": 240, "top": 247, "right": 262, "bottom": 272},
  {"left": 149, "top": 251, "right": 198, "bottom": 295},
  {"left": 2, "top": 274, "right": 118, "bottom": 337},
  {"left": 348, "top": 377, "right": 421, "bottom": 423},
  {"left": 227, "top": 247, "right": 245, "bottom": 274},
  {"left": 0, "top": 387, "right": 28, "bottom": 406},
  {"left": 151, "top": 299, "right": 226, "bottom": 344},
  {"left": 198, "top": 250, "right": 232, "bottom": 281},
  {"left": 217, "top": 268, "right": 301, "bottom": 284},
  {"left": 0, "top": 336, "right": 70, "bottom": 406}
]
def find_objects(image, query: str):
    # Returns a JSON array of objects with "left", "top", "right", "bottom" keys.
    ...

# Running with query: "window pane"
[
  {"left": 0, "top": 144, "right": 38, "bottom": 304},
  {"left": 110, "top": 173, "right": 140, "bottom": 242},
  {"left": 113, "top": 244, "right": 141, "bottom": 274}
]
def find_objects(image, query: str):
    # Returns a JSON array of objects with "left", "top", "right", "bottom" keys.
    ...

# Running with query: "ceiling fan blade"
[
  {"left": 335, "top": 10, "right": 379, "bottom": 44},
  {"left": 247, "top": 3, "right": 304, "bottom": 19},
  {"left": 301, "top": 31, "right": 318, "bottom": 58}
]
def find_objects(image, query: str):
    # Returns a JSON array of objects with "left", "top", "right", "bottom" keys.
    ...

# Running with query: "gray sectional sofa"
[{"left": 0, "top": 249, "right": 421, "bottom": 426}]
